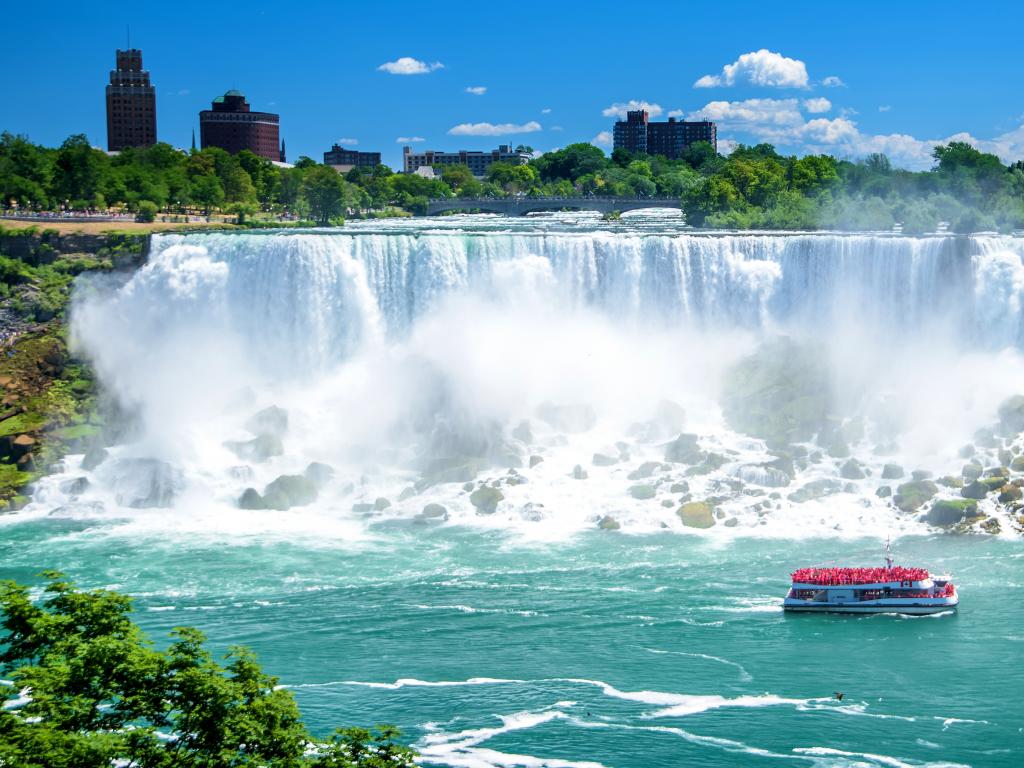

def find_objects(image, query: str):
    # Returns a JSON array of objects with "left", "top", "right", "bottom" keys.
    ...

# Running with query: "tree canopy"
[{"left": 0, "top": 572, "right": 417, "bottom": 768}]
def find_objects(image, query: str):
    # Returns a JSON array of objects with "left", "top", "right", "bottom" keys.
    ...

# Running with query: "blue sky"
[{"left": 5, "top": 0, "right": 1023, "bottom": 169}]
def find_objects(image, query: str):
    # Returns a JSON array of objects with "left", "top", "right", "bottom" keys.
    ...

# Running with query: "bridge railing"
[{"left": 426, "top": 196, "right": 680, "bottom": 204}]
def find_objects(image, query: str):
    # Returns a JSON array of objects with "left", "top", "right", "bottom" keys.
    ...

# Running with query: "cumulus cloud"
[
  {"left": 803, "top": 97, "right": 832, "bottom": 114},
  {"left": 687, "top": 98, "right": 804, "bottom": 130},
  {"left": 602, "top": 100, "right": 663, "bottom": 119},
  {"left": 465, "top": 86, "right": 487, "bottom": 95},
  {"left": 378, "top": 57, "right": 444, "bottom": 75},
  {"left": 667, "top": 109, "right": 685, "bottom": 118},
  {"left": 396, "top": 136, "right": 425, "bottom": 143},
  {"left": 822, "top": 76, "right": 845, "bottom": 87},
  {"left": 335, "top": 138, "right": 359, "bottom": 145},
  {"left": 592, "top": 131, "right": 613, "bottom": 147},
  {"left": 695, "top": 49, "right": 809, "bottom": 89},
  {"left": 448, "top": 121, "right": 542, "bottom": 136}
]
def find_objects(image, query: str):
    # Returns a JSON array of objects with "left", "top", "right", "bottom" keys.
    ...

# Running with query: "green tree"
[
  {"left": 0, "top": 573, "right": 417, "bottom": 768},
  {"left": 190, "top": 174, "right": 225, "bottom": 215},
  {"left": 301, "top": 165, "right": 347, "bottom": 225},
  {"left": 51, "top": 135, "right": 106, "bottom": 205}
]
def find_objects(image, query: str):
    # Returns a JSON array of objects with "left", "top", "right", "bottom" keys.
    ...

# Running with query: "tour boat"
[{"left": 784, "top": 546, "right": 958, "bottom": 615}]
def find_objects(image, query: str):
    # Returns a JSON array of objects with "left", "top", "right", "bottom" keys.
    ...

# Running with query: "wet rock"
[
  {"left": 839, "top": 459, "right": 866, "bottom": 480},
  {"left": 592, "top": 452, "right": 618, "bottom": 467},
  {"left": 597, "top": 515, "right": 620, "bottom": 531},
  {"left": 238, "top": 488, "right": 266, "bottom": 510},
  {"left": 262, "top": 474, "right": 318, "bottom": 510},
  {"left": 520, "top": 502, "right": 546, "bottom": 522},
  {"left": 911, "top": 470, "right": 933, "bottom": 481},
  {"left": 724, "top": 517, "right": 739, "bottom": 527},
  {"left": 572, "top": 464, "right": 588, "bottom": 480},
  {"left": 229, "top": 465, "right": 254, "bottom": 482},
  {"left": 669, "top": 481, "right": 689, "bottom": 494},
  {"left": 926, "top": 499, "right": 977, "bottom": 526},
  {"left": 938, "top": 475, "right": 963, "bottom": 489},
  {"left": 629, "top": 484, "right": 656, "bottom": 500},
  {"left": 876, "top": 485, "right": 892, "bottom": 498},
  {"left": 893, "top": 480, "right": 938, "bottom": 512},
  {"left": 961, "top": 481, "right": 990, "bottom": 500},
  {"left": 998, "top": 485, "right": 1023, "bottom": 504},
  {"left": 628, "top": 461, "right": 662, "bottom": 480},
  {"left": 245, "top": 405, "right": 289, "bottom": 438},
  {"left": 881, "top": 463, "right": 904, "bottom": 480},
  {"left": 529, "top": 455, "right": 544, "bottom": 468},
  {"left": 736, "top": 464, "right": 791, "bottom": 488},
  {"left": 420, "top": 456, "right": 484, "bottom": 485},
  {"left": 788, "top": 478, "right": 842, "bottom": 504},
  {"left": 981, "top": 517, "right": 1001, "bottom": 534},
  {"left": 962, "top": 462, "right": 983, "bottom": 481},
  {"left": 997, "top": 394, "right": 1024, "bottom": 434},
  {"left": 664, "top": 433, "right": 702, "bottom": 464},
  {"left": 512, "top": 420, "right": 533, "bottom": 443},
  {"left": 999, "top": 448, "right": 1013, "bottom": 467},
  {"left": 398, "top": 486, "right": 417, "bottom": 501},
  {"left": 81, "top": 445, "right": 109, "bottom": 471},
  {"left": 536, "top": 402, "right": 597, "bottom": 433},
  {"left": 470, "top": 486, "right": 504, "bottom": 514},
  {"left": 225, "top": 434, "right": 284, "bottom": 463},
  {"left": 661, "top": 499, "right": 675, "bottom": 508},
  {"left": 685, "top": 453, "right": 728, "bottom": 477},
  {"left": 109, "top": 458, "right": 185, "bottom": 509},
  {"left": 417, "top": 503, "right": 448, "bottom": 522},
  {"left": 677, "top": 501, "right": 714, "bottom": 529},
  {"left": 986, "top": 466, "right": 1009, "bottom": 479},
  {"left": 462, "top": 482, "right": 475, "bottom": 492},
  {"left": 304, "top": 462, "right": 335, "bottom": 488},
  {"left": 1011, "top": 456, "right": 1024, "bottom": 472},
  {"left": 973, "top": 427, "right": 999, "bottom": 449},
  {"left": 958, "top": 444, "right": 976, "bottom": 458},
  {"left": 60, "top": 476, "right": 89, "bottom": 495},
  {"left": 374, "top": 497, "right": 391, "bottom": 511},
  {"left": 351, "top": 502, "right": 375, "bottom": 513}
]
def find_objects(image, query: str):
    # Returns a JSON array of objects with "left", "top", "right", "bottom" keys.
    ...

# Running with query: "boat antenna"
[{"left": 885, "top": 535, "right": 893, "bottom": 571}]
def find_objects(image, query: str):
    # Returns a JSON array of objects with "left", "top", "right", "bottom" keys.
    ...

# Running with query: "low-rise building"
[
  {"left": 613, "top": 110, "right": 716, "bottom": 158},
  {"left": 402, "top": 144, "right": 530, "bottom": 177},
  {"left": 323, "top": 144, "right": 382, "bottom": 173},
  {"left": 199, "top": 90, "right": 283, "bottom": 162}
]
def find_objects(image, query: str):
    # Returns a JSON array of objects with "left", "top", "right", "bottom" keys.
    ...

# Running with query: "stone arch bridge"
[{"left": 423, "top": 196, "right": 681, "bottom": 217}]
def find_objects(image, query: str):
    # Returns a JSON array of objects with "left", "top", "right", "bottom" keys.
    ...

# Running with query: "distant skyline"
[{"left": 5, "top": 0, "right": 1024, "bottom": 169}]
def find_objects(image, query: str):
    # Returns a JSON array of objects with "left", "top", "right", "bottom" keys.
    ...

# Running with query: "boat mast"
[{"left": 885, "top": 536, "right": 893, "bottom": 571}]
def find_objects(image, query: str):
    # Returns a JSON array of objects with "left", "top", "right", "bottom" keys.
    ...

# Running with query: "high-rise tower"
[{"left": 105, "top": 49, "right": 157, "bottom": 151}]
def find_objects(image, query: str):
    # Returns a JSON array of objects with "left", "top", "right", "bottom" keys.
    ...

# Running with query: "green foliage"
[
  {"left": 0, "top": 574, "right": 417, "bottom": 768},
  {"left": 135, "top": 199, "right": 158, "bottom": 222}
]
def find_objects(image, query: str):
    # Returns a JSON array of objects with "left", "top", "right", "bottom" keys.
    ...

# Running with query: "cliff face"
[{"left": 0, "top": 232, "right": 146, "bottom": 508}]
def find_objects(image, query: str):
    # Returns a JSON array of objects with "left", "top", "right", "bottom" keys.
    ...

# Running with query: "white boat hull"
[{"left": 784, "top": 599, "right": 958, "bottom": 615}]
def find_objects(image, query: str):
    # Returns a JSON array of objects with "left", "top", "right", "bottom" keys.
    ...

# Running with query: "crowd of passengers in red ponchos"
[{"left": 790, "top": 566, "right": 930, "bottom": 585}]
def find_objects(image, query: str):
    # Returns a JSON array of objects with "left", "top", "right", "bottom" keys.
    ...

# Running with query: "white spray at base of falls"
[{"left": 16, "top": 219, "right": 1024, "bottom": 544}]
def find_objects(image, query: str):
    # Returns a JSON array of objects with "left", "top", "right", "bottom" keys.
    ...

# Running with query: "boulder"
[
  {"left": 911, "top": 470, "right": 933, "bottom": 481},
  {"left": 597, "top": 515, "right": 621, "bottom": 531},
  {"left": 724, "top": 517, "right": 739, "bottom": 527},
  {"left": 238, "top": 488, "right": 266, "bottom": 510},
  {"left": 352, "top": 503, "right": 375, "bottom": 513},
  {"left": 529, "top": 455, "right": 544, "bottom": 468},
  {"left": 572, "top": 464, "right": 588, "bottom": 480},
  {"left": 664, "top": 433, "right": 702, "bottom": 464},
  {"left": 512, "top": 420, "right": 533, "bottom": 443},
  {"left": 881, "top": 463, "right": 904, "bottom": 480},
  {"left": 677, "top": 501, "right": 714, "bottom": 529},
  {"left": 685, "top": 453, "right": 728, "bottom": 476},
  {"left": 225, "top": 434, "right": 284, "bottom": 463},
  {"left": 304, "top": 462, "right": 335, "bottom": 488},
  {"left": 893, "top": 480, "right": 938, "bottom": 512},
  {"left": 398, "top": 486, "right": 416, "bottom": 501},
  {"left": 1011, "top": 456, "right": 1024, "bottom": 472},
  {"left": 629, "top": 484, "right": 656, "bottom": 500},
  {"left": 997, "top": 394, "right": 1024, "bottom": 434},
  {"left": 245, "top": 405, "right": 289, "bottom": 438},
  {"left": 81, "top": 445, "right": 109, "bottom": 472},
  {"left": 735, "top": 464, "right": 791, "bottom": 488},
  {"left": 961, "top": 480, "right": 990, "bottom": 500},
  {"left": 962, "top": 462, "right": 983, "bottom": 481},
  {"left": 998, "top": 485, "right": 1023, "bottom": 504},
  {"left": 374, "top": 497, "right": 391, "bottom": 511},
  {"left": 628, "top": 461, "right": 662, "bottom": 480},
  {"left": 926, "top": 499, "right": 977, "bottom": 526},
  {"left": 592, "top": 452, "right": 618, "bottom": 467},
  {"left": 109, "top": 458, "right": 185, "bottom": 509},
  {"left": 60, "top": 476, "right": 90, "bottom": 495},
  {"left": 876, "top": 485, "right": 892, "bottom": 498},
  {"left": 470, "top": 486, "right": 504, "bottom": 514},
  {"left": 839, "top": 459, "right": 866, "bottom": 480},
  {"left": 788, "top": 478, "right": 842, "bottom": 504},
  {"left": 417, "top": 503, "right": 448, "bottom": 522},
  {"left": 261, "top": 474, "right": 318, "bottom": 511},
  {"left": 669, "top": 481, "right": 690, "bottom": 494}
]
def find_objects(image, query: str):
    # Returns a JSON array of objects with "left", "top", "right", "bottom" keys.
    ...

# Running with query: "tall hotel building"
[{"left": 105, "top": 49, "right": 157, "bottom": 151}]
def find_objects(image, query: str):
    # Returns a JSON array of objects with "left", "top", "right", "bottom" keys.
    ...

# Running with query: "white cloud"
[
  {"left": 695, "top": 49, "right": 809, "bottom": 89},
  {"left": 879, "top": 105, "right": 892, "bottom": 112},
  {"left": 667, "top": 109, "right": 685, "bottom": 118},
  {"left": 396, "top": 136, "right": 425, "bottom": 143},
  {"left": 822, "top": 76, "right": 845, "bottom": 87},
  {"left": 717, "top": 138, "right": 739, "bottom": 155},
  {"left": 803, "top": 97, "right": 831, "bottom": 114},
  {"left": 602, "top": 100, "right": 663, "bottom": 119},
  {"left": 335, "top": 138, "right": 359, "bottom": 145},
  {"left": 465, "top": 86, "right": 487, "bottom": 95},
  {"left": 687, "top": 98, "right": 804, "bottom": 129},
  {"left": 550, "top": 125, "right": 564, "bottom": 131},
  {"left": 378, "top": 57, "right": 443, "bottom": 75},
  {"left": 592, "top": 131, "right": 613, "bottom": 147},
  {"left": 448, "top": 121, "right": 542, "bottom": 136},
  {"left": 541, "top": 108, "right": 552, "bottom": 114}
]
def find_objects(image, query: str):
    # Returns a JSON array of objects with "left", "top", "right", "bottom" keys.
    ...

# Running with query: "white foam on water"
[
  {"left": 640, "top": 647, "right": 753, "bottom": 681},
  {"left": 793, "top": 746, "right": 971, "bottom": 768}
]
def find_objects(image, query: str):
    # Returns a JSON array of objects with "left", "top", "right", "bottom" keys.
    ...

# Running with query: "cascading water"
[{"left": 19, "top": 215, "right": 1024, "bottom": 540}]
